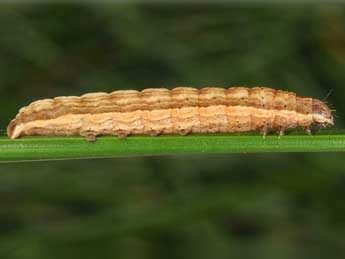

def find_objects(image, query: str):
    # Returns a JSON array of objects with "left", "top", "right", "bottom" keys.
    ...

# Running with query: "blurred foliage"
[{"left": 1, "top": 2, "right": 345, "bottom": 259}]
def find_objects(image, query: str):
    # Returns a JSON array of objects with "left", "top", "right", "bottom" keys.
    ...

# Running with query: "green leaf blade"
[{"left": 1, "top": 131, "right": 345, "bottom": 163}]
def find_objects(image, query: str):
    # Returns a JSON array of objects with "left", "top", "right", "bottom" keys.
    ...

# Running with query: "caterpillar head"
[{"left": 312, "top": 99, "right": 334, "bottom": 128}]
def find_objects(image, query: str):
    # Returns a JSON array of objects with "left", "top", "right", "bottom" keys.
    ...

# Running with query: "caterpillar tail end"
[{"left": 7, "top": 120, "right": 21, "bottom": 139}]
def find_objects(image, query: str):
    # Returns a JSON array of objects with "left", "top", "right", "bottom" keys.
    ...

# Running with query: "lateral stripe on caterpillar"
[{"left": 7, "top": 86, "right": 334, "bottom": 140}]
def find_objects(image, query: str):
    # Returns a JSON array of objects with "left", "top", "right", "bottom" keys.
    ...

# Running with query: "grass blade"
[{"left": 1, "top": 130, "right": 345, "bottom": 163}]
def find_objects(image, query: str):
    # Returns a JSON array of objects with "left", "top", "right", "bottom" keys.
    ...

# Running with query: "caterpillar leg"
[
  {"left": 179, "top": 128, "right": 191, "bottom": 136},
  {"left": 260, "top": 124, "right": 269, "bottom": 139},
  {"left": 278, "top": 128, "right": 285, "bottom": 138},
  {"left": 82, "top": 131, "right": 97, "bottom": 142},
  {"left": 148, "top": 129, "right": 161, "bottom": 137},
  {"left": 85, "top": 134, "right": 97, "bottom": 142},
  {"left": 114, "top": 130, "right": 128, "bottom": 139},
  {"left": 304, "top": 126, "right": 312, "bottom": 135}
]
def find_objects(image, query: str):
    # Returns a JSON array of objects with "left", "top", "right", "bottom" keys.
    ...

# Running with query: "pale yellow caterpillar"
[{"left": 7, "top": 86, "right": 334, "bottom": 141}]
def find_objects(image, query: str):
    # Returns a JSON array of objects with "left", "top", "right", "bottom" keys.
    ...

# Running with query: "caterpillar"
[{"left": 7, "top": 86, "right": 334, "bottom": 141}]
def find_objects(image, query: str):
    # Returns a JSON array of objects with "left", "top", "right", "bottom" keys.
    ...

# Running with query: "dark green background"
[{"left": 1, "top": 3, "right": 345, "bottom": 258}]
